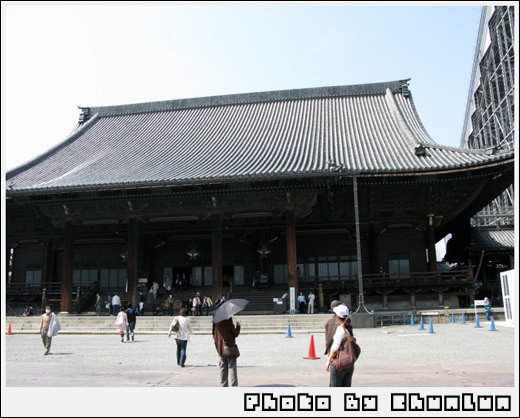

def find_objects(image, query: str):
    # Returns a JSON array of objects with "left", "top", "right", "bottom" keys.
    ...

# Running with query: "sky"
[{"left": 3, "top": 4, "right": 484, "bottom": 171}]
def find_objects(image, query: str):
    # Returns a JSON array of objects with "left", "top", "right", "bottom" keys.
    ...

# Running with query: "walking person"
[
  {"left": 168, "top": 308, "right": 193, "bottom": 367},
  {"left": 326, "top": 304, "right": 356, "bottom": 387},
  {"left": 39, "top": 305, "right": 60, "bottom": 355},
  {"left": 213, "top": 317, "right": 241, "bottom": 387},
  {"left": 114, "top": 306, "right": 128, "bottom": 343},
  {"left": 94, "top": 293, "right": 103, "bottom": 316},
  {"left": 166, "top": 294, "right": 175, "bottom": 316},
  {"left": 307, "top": 290, "right": 315, "bottom": 314},
  {"left": 125, "top": 304, "right": 137, "bottom": 342},
  {"left": 111, "top": 294, "right": 121, "bottom": 316}
]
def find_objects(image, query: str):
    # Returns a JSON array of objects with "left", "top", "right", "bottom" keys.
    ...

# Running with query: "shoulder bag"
[
  {"left": 170, "top": 318, "right": 180, "bottom": 333},
  {"left": 222, "top": 342, "right": 240, "bottom": 359},
  {"left": 330, "top": 327, "right": 361, "bottom": 371}
]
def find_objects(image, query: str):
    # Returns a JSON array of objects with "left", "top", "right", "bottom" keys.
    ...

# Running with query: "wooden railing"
[
  {"left": 303, "top": 270, "right": 472, "bottom": 290},
  {"left": 6, "top": 282, "right": 62, "bottom": 298}
]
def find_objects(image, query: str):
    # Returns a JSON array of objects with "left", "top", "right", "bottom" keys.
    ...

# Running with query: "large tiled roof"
[
  {"left": 6, "top": 79, "right": 514, "bottom": 194},
  {"left": 470, "top": 228, "right": 515, "bottom": 251}
]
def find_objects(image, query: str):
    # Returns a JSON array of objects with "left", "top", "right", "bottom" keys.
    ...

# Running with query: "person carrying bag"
[{"left": 326, "top": 305, "right": 360, "bottom": 387}]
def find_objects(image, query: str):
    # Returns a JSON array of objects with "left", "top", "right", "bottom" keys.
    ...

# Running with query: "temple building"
[{"left": 6, "top": 79, "right": 514, "bottom": 313}]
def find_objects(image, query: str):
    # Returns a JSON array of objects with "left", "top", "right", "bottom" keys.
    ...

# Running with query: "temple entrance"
[{"left": 168, "top": 266, "right": 193, "bottom": 290}]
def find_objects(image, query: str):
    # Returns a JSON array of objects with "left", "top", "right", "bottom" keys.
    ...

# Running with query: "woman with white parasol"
[{"left": 212, "top": 299, "right": 248, "bottom": 387}]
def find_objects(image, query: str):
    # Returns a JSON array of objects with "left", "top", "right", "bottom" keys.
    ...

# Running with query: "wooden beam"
[
  {"left": 44, "top": 237, "right": 55, "bottom": 284},
  {"left": 286, "top": 209, "right": 298, "bottom": 294},
  {"left": 212, "top": 213, "right": 223, "bottom": 301},
  {"left": 60, "top": 219, "right": 73, "bottom": 312},
  {"left": 127, "top": 217, "right": 139, "bottom": 308},
  {"left": 426, "top": 214, "right": 437, "bottom": 272}
]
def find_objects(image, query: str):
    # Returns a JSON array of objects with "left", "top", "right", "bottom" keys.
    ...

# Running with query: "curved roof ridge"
[
  {"left": 86, "top": 79, "right": 411, "bottom": 117},
  {"left": 384, "top": 87, "right": 422, "bottom": 148},
  {"left": 6, "top": 115, "right": 100, "bottom": 180}
]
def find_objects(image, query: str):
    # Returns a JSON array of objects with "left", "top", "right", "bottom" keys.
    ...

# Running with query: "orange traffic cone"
[
  {"left": 303, "top": 335, "right": 320, "bottom": 359},
  {"left": 7, "top": 324, "right": 12, "bottom": 335}
]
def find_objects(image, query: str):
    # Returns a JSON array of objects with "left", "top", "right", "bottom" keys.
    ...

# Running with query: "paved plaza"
[{"left": 5, "top": 321, "right": 515, "bottom": 387}]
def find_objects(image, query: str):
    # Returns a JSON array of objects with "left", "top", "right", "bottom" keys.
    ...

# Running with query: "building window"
[
  {"left": 98, "top": 269, "right": 126, "bottom": 288},
  {"left": 25, "top": 269, "right": 42, "bottom": 286},
  {"left": 204, "top": 267, "right": 212, "bottom": 286},
  {"left": 234, "top": 266, "right": 244, "bottom": 285},
  {"left": 388, "top": 259, "right": 410, "bottom": 278},
  {"left": 192, "top": 267, "right": 202, "bottom": 286},
  {"left": 274, "top": 264, "right": 287, "bottom": 284}
]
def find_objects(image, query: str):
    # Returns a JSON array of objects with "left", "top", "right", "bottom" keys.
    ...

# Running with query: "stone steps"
[{"left": 5, "top": 314, "right": 330, "bottom": 334}]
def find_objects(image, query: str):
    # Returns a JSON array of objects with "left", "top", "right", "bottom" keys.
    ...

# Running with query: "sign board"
[
  {"left": 474, "top": 299, "right": 485, "bottom": 319},
  {"left": 289, "top": 287, "right": 296, "bottom": 314},
  {"left": 500, "top": 269, "right": 515, "bottom": 323},
  {"left": 138, "top": 278, "right": 148, "bottom": 283}
]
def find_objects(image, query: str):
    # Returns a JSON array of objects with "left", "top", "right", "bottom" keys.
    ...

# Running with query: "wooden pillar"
[
  {"left": 368, "top": 223, "right": 378, "bottom": 274},
  {"left": 438, "top": 291, "right": 444, "bottom": 307},
  {"left": 127, "top": 217, "right": 139, "bottom": 308},
  {"left": 426, "top": 214, "right": 437, "bottom": 272},
  {"left": 382, "top": 293, "right": 389, "bottom": 309},
  {"left": 44, "top": 237, "right": 55, "bottom": 283},
  {"left": 60, "top": 219, "right": 73, "bottom": 313},
  {"left": 212, "top": 213, "right": 223, "bottom": 301},
  {"left": 410, "top": 292, "right": 417, "bottom": 309},
  {"left": 286, "top": 209, "right": 298, "bottom": 297}
]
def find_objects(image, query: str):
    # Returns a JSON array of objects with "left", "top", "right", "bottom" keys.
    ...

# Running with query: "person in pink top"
[{"left": 114, "top": 306, "right": 128, "bottom": 342}]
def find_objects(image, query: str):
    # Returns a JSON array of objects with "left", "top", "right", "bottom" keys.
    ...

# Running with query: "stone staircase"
[
  {"left": 5, "top": 313, "right": 331, "bottom": 335},
  {"left": 100, "top": 288, "right": 285, "bottom": 316}
]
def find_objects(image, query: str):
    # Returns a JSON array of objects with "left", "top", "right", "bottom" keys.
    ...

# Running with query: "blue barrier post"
[
  {"left": 475, "top": 315, "right": 482, "bottom": 328},
  {"left": 428, "top": 319, "right": 434, "bottom": 334},
  {"left": 286, "top": 323, "right": 293, "bottom": 338},
  {"left": 489, "top": 317, "right": 497, "bottom": 332},
  {"left": 419, "top": 316, "right": 425, "bottom": 330},
  {"left": 461, "top": 313, "right": 466, "bottom": 325}
]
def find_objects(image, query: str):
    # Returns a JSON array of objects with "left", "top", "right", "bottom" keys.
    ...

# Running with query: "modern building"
[{"left": 6, "top": 79, "right": 514, "bottom": 313}]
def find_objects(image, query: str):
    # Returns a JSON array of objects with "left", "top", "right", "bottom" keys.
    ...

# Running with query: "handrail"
[{"left": 78, "top": 281, "right": 100, "bottom": 313}]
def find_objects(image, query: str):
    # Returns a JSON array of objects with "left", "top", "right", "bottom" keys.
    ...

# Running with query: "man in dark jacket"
[
  {"left": 126, "top": 304, "right": 137, "bottom": 341},
  {"left": 324, "top": 300, "right": 344, "bottom": 355},
  {"left": 213, "top": 317, "right": 241, "bottom": 387}
]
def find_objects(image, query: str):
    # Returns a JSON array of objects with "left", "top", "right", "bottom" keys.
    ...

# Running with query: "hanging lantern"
[
  {"left": 256, "top": 241, "right": 271, "bottom": 258},
  {"left": 186, "top": 242, "right": 200, "bottom": 260}
]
